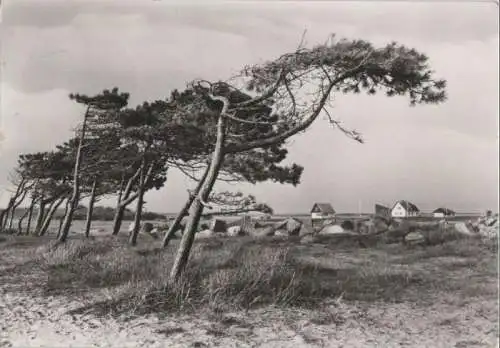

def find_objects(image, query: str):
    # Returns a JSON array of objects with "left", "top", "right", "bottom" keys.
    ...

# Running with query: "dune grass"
[{"left": 0, "top": 229, "right": 497, "bottom": 319}]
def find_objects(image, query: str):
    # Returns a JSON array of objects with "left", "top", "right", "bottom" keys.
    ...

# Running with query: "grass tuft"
[{"left": 0, "top": 227, "right": 495, "bottom": 318}]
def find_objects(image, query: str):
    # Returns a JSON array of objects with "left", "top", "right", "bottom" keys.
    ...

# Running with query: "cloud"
[{"left": 0, "top": 1, "right": 498, "bottom": 213}]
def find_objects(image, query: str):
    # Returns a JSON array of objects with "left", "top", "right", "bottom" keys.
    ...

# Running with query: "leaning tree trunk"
[
  {"left": 111, "top": 166, "right": 149, "bottom": 236},
  {"left": 1, "top": 179, "right": 27, "bottom": 231},
  {"left": 58, "top": 106, "right": 90, "bottom": 243},
  {"left": 84, "top": 179, "right": 98, "bottom": 238},
  {"left": 33, "top": 200, "right": 47, "bottom": 235},
  {"left": 39, "top": 197, "right": 65, "bottom": 236},
  {"left": 1, "top": 203, "right": 12, "bottom": 230},
  {"left": 17, "top": 208, "right": 30, "bottom": 235},
  {"left": 170, "top": 114, "right": 227, "bottom": 281},
  {"left": 111, "top": 204, "right": 127, "bottom": 236},
  {"left": 57, "top": 198, "right": 71, "bottom": 238},
  {"left": 129, "top": 160, "right": 147, "bottom": 246},
  {"left": 0, "top": 206, "right": 10, "bottom": 231},
  {"left": 25, "top": 198, "right": 36, "bottom": 235},
  {"left": 162, "top": 166, "right": 210, "bottom": 248},
  {"left": 7, "top": 188, "right": 28, "bottom": 230}
]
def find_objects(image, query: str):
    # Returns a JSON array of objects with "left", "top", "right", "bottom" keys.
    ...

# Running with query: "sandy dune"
[{"left": 1, "top": 284, "right": 498, "bottom": 348}]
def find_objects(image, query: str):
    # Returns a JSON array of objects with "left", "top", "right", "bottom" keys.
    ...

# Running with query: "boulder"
[
  {"left": 142, "top": 222, "right": 154, "bottom": 233},
  {"left": 89, "top": 228, "right": 106, "bottom": 234},
  {"left": 227, "top": 225, "right": 244, "bottom": 237},
  {"left": 274, "top": 217, "right": 303, "bottom": 236},
  {"left": 340, "top": 220, "right": 355, "bottom": 231},
  {"left": 298, "top": 223, "right": 312, "bottom": 236},
  {"left": 454, "top": 222, "right": 475, "bottom": 236},
  {"left": 485, "top": 216, "right": 499, "bottom": 227},
  {"left": 358, "top": 220, "right": 376, "bottom": 234},
  {"left": 285, "top": 218, "right": 303, "bottom": 236},
  {"left": 250, "top": 225, "right": 275, "bottom": 238},
  {"left": 478, "top": 223, "right": 499, "bottom": 238},
  {"left": 373, "top": 218, "right": 390, "bottom": 233},
  {"left": 210, "top": 219, "right": 228, "bottom": 233},
  {"left": 156, "top": 223, "right": 170, "bottom": 232},
  {"left": 195, "top": 229, "right": 215, "bottom": 239},
  {"left": 300, "top": 233, "right": 315, "bottom": 244},
  {"left": 150, "top": 227, "right": 160, "bottom": 237},
  {"left": 404, "top": 231, "right": 426, "bottom": 245},
  {"left": 274, "top": 229, "right": 288, "bottom": 237},
  {"left": 319, "top": 225, "right": 345, "bottom": 235}
]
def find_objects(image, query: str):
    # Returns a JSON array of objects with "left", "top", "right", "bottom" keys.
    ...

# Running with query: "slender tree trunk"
[
  {"left": 1, "top": 179, "right": 27, "bottom": 231},
  {"left": 111, "top": 166, "right": 150, "bottom": 236},
  {"left": 111, "top": 205, "right": 127, "bottom": 236},
  {"left": 170, "top": 114, "right": 227, "bottom": 281},
  {"left": 7, "top": 188, "right": 28, "bottom": 230},
  {"left": 162, "top": 166, "right": 210, "bottom": 248},
  {"left": 38, "top": 199, "right": 57, "bottom": 235},
  {"left": 34, "top": 200, "right": 47, "bottom": 235},
  {"left": 57, "top": 198, "right": 70, "bottom": 238},
  {"left": 84, "top": 179, "right": 98, "bottom": 238},
  {"left": 25, "top": 198, "right": 36, "bottom": 235},
  {"left": 0, "top": 204, "right": 11, "bottom": 231},
  {"left": 39, "top": 197, "right": 65, "bottom": 236},
  {"left": 0, "top": 210, "right": 4, "bottom": 231},
  {"left": 129, "top": 160, "right": 147, "bottom": 246},
  {"left": 17, "top": 208, "right": 30, "bottom": 235},
  {"left": 57, "top": 106, "right": 90, "bottom": 243}
]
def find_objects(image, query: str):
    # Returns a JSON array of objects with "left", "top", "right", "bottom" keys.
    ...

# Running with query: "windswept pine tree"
[
  {"left": 57, "top": 87, "right": 130, "bottom": 243},
  {"left": 167, "top": 36, "right": 447, "bottom": 281}
]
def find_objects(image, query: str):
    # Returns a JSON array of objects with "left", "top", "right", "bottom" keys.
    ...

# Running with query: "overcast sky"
[{"left": 1, "top": 0, "right": 498, "bottom": 214}]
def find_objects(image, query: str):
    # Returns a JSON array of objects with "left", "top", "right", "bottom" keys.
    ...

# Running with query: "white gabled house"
[
  {"left": 433, "top": 207, "right": 455, "bottom": 218},
  {"left": 311, "top": 203, "right": 336, "bottom": 220},
  {"left": 391, "top": 200, "right": 420, "bottom": 218}
]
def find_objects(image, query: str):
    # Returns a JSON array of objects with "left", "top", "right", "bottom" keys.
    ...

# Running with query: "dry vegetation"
[{"left": 0, "top": 229, "right": 498, "bottom": 347}]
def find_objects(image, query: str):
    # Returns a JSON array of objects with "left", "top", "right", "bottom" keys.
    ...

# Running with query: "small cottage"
[
  {"left": 374, "top": 203, "right": 391, "bottom": 218},
  {"left": 311, "top": 203, "right": 336, "bottom": 220},
  {"left": 391, "top": 200, "right": 420, "bottom": 218},
  {"left": 433, "top": 207, "right": 456, "bottom": 218}
]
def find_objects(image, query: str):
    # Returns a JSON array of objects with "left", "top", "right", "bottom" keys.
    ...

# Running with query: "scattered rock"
[
  {"left": 250, "top": 226, "right": 275, "bottom": 238},
  {"left": 285, "top": 217, "right": 303, "bottom": 236},
  {"left": 454, "top": 222, "right": 475, "bottom": 236},
  {"left": 319, "top": 225, "right": 345, "bottom": 235},
  {"left": 340, "top": 220, "right": 355, "bottom": 231},
  {"left": 274, "top": 229, "right": 288, "bottom": 237},
  {"left": 227, "top": 225, "right": 244, "bottom": 237},
  {"left": 195, "top": 229, "right": 214, "bottom": 239},
  {"left": 149, "top": 228, "right": 160, "bottom": 239},
  {"left": 142, "top": 222, "right": 154, "bottom": 233},
  {"left": 358, "top": 220, "right": 376, "bottom": 234},
  {"left": 300, "top": 233, "right": 315, "bottom": 244},
  {"left": 210, "top": 219, "right": 228, "bottom": 233},
  {"left": 404, "top": 231, "right": 426, "bottom": 245},
  {"left": 274, "top": 217, "right": 303, "bottom": 236}
]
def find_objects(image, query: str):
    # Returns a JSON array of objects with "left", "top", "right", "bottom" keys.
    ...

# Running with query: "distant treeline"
[{"left": 9, "top": 206, "right": 166, "bottom": 222}]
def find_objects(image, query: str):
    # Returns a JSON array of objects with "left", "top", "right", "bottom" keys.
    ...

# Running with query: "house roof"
[
  {"left": 311, "top": 203, "right": 336, "bottom": 214},
  {"left": 393, "top": 200, "right": 420, "bottom": 213},
  {"left": 375, "top": 203, "right": 390, "bottom": 211},
  {"left": 433, "top": 207, "right": 455, "bottom": 215}
]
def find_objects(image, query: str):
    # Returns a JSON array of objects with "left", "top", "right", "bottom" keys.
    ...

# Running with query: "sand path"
[{"left": 1, "top": 281, "right": 498, "bottom": 348}]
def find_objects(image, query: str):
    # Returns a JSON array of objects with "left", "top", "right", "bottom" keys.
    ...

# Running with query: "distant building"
[
  {"left": 374, "top": 204, "right": 391, "bottom": 218},
  {"left": 433, "top": 208, "right": 455, "bottom": 218},
  {"left": 391, "top": 200, "right": 420, "bottom": 218},
  {"left": 311, "top": 203, "right": 336, "bottom": 220}
]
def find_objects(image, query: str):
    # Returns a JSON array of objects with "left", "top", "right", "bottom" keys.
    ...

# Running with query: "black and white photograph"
[{"left": 0, "top": 0, "right": 498, "bottom": 347}]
